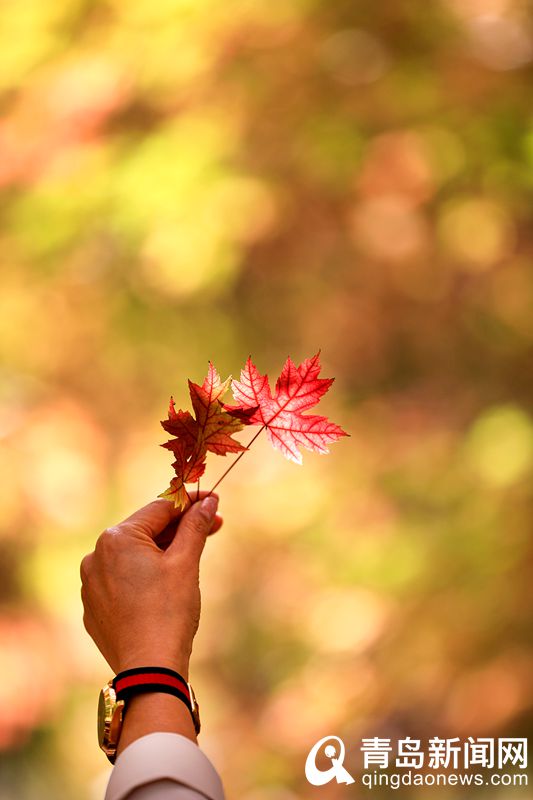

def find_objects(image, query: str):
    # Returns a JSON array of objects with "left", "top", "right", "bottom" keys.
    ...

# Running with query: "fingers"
[
  {"left": 113, "top": 492, "right": 219, "bottom": 541},
  {"left": 165, "top": 495, "right": 220, "bottom": 561},
  {"left": 155, "top": 513, "right": 223, "bottom": 551},
  {"left": 116, "top": 498, "right": 183, "bottom": 539},
  {"left": 189, "top": 491, "right": 220, "bottom": 504},
  {"left": 209, "top": 514, "right": 223, "bottom": 536}
]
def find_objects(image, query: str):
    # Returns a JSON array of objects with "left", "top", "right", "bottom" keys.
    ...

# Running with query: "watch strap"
[{"left": 112, "top": 666, "right": 200, "bottom": 734}]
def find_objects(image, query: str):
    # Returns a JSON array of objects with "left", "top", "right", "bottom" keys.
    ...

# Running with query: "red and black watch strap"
[{"left": 112, "top": 667, "right": 199, "bottom": 733}]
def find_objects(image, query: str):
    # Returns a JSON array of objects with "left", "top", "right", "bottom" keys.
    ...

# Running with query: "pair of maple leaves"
[{"left": 159, "top": 353, "right": 348, "bottom": 510}]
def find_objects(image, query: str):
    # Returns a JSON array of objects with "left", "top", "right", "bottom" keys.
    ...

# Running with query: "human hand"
[{"left": 80, "top": 492, "right": 221, "bottom": 679}]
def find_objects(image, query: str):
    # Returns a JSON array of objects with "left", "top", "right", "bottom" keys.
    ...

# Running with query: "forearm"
[{"left": 117, "top": 692, "right": 197, "bottom": 756}]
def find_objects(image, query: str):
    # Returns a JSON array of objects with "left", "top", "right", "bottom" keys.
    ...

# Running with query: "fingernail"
[{"left": 200, "top": 495, "right": 218, "bottom": 519}]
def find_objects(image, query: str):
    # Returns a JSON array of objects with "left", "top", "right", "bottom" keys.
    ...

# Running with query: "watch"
[{"left": 98, "top": 666, "right": 201, "bottom": 763}]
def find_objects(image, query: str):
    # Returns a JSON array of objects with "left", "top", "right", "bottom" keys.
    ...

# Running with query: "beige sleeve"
[{"left": 104, "top": 733, "right": 225, "bottom": 800}]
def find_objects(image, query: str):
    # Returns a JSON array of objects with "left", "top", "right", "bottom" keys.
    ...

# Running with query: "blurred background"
[{"left": 0, "top": 0, "right": 532, "bottom": 797}]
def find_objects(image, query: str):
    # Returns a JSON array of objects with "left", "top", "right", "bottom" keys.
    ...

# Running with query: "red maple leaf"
[
  {"left": 160, "top": 397, "right": 198, "bottom": 458},
  {"left": 187, "top": 363, "right": 248, "bottom": 456},
  {"left": 159, "top": 363, "right": 248, "bottom": 508},
  {"left": 158, "top": 439, "right": 207, "bottom": 509},
  {"left": 225, "top": 352, "right": 348, "bottom": 464}
]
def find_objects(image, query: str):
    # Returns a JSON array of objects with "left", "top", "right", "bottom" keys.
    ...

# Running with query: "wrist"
[
  {"left": 117, "top": 691, "right": 197, "bottom": 755},
  {"left": 115, "top": 654, "right": 191, "bottom": 680}
]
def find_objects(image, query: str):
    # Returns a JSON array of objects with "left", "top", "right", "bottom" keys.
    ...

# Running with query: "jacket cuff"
[{"left": 104, "top": 732, "right": 225, "bottom": 800}]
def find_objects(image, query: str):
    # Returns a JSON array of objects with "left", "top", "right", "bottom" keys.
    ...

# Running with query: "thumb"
[{"left": 165, "top": 495, "right": 219, "bottom": 561}]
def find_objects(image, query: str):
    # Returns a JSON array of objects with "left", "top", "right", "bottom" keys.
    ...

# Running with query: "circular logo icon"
[{"left": 305, "top": 735, "right": 355, "bottom": 786}]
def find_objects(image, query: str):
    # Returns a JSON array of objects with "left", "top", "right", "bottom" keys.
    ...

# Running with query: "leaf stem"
[{"left": 207, "top": 425, "right": 266, "bottom": 496}]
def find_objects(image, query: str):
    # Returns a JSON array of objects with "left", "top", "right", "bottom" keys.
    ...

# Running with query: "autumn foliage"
[{"left": 159, "top": 353, "right": 348, "bottom": 509}]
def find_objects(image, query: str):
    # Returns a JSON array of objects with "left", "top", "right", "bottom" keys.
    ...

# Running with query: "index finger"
[{"left": 116, "top": 492, "right": 219, "bottom": 540}]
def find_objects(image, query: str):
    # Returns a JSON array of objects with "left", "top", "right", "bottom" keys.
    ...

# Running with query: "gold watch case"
[
  {"left": 97, "top": 677, "right": 201, "bottom": 763},
  {"left": 188, "top": 681, "right": 201, "bottom": 735},
  {"left": 98, "top": 681, "right": 125, "bottom": 764}
]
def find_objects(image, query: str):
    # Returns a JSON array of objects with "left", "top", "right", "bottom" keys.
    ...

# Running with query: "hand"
[{"left": 80, "top": 492, "right": 221, "bottom": 679}]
